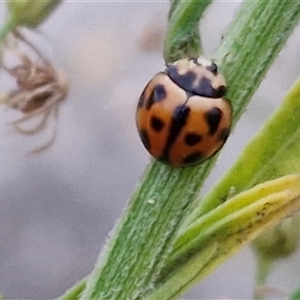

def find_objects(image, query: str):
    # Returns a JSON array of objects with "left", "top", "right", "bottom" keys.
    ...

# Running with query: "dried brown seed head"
[{"left": 4, "top": 30, "right": 69, "bottom": 153}]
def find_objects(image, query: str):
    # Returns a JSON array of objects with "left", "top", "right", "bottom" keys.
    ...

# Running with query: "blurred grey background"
[{"left": 0, "top": 1, "right": 300, "bottom": 299}]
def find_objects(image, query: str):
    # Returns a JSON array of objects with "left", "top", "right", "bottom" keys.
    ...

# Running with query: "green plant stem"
[
  {"left": 164, "top": 0, "right": 211, "bottom": 62},
  {"left": 80, "top": 161, "right": 216, "bottom": 300},
  {"left": 168, "top": 0, "right": 181, "bottom": 20},
  {"left": 0, "top": 17, "right": 17, "bottom": 42},
  {"left": 63, "top": 1, "right": 300, "bottom": 300},
  {"left": 254, "top": 255, "right": 274, "bottom": 300},
  {"left": 59, "top": 279, "right": 86, "bottom": 300},
  {"left": 288, "top": 284, "right": 300, "bottom": 300}
]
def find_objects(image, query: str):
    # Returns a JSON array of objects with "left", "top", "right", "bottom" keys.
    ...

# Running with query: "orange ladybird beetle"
[{"left": 136, "top": 57, "right": 232, "bottom": 167}]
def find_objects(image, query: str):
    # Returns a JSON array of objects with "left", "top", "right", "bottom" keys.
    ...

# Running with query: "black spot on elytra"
[
  {"left": 205, "top": 107, "right": 222, "bottom": 135},
  {"left": 185, "top": 133, "right": 202, "bottom": 146},
  {"left": 160, "top": 104, "right": 190, "bottom": 161},
  {"left": 166, "top": 64, "right": 226, "bottom": 98},
  {"left": 172, "top": 104, "right": 190, "bottom": 122},
  {"left": 219, "top": 127, "right": 230, "bottom": 142},
  {"left": 150, "top": 116, "right": 165, "bottom": 132},
  {"left": 206, "top": 63, "right": 218, "bottom": 75},
  {"left": 195, "top": 78, "right": 227, "bottom": 98},
  {"left": 166, "top": 65, "right": 196, "bottom": 93},
  {"left": 195, "top": 77, "right": 217, "bottom": 98},
  {"left": 139, "top": 129, "right": 150, "bottom": 150},
  {"left": 215, "top": 85, "right": 227, "bottom": 98},
  {"left": 146, "top": 84, "right": 166, "bottom": 110},
  {"left": 183, "top": 152, "right": 204, "bottom": 165}
]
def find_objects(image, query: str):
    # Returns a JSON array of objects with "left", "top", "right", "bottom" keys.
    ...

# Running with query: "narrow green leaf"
[
  {"left": 147, "top": 175, "right": 300, "bottom": 300},
  {"left": 146, "top": 243, "right": 219, "bottom": 300},
  {"left": 170, "top": 174, "right": 300, "bottom": 266}
]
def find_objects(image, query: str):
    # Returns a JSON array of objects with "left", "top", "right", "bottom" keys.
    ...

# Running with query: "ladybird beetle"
[{"left": 136, "top": 57, "right": 232, "bottom": 167}]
